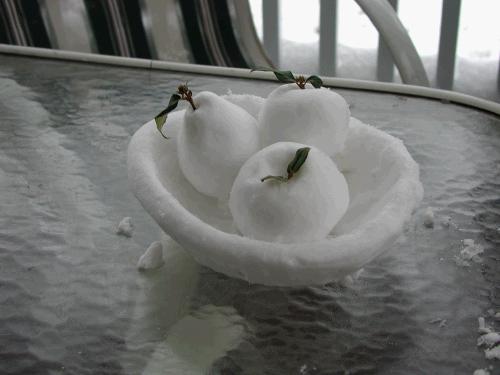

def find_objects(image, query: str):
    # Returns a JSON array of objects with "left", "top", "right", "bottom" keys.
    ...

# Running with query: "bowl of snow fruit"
[{"left": 127, "top": 69, "right": 423, "bottom": 286}]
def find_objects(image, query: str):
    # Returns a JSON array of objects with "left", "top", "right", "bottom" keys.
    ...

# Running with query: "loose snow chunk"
[
  {"left": 423, "top": 207, "right": 434, "bottom": 228},
  {"left": 477, "top": 332, "right": 500, "bottom": 347},
  {"left": 455, "top": 239, "right": 484, "bottom": 266},
  {"left": 137, "top": 241, "right": 164, "bottom": 270},
  {"left": 485, "top": 346, "right": 500, "bottom": 360},
  {"left": 478, "top": 317, "right": 493, "bottom": 334},
  {"left": 461, "top": 239, "right": 484, "bottom": 262},
  {"left": 116, "top": 217, "right": 134, "bottom": 237},
  {"left": 473, "top": 369, "right": 490, "bottom": 375}
]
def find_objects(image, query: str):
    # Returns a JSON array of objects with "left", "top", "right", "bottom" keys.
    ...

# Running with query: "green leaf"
[
  {"left": 251, "top": 67, "right": 296, "bottom": 84},
  {"left": 154, "top": 93, "right": 181, "bottom": 139},
  {"left": 165, "top": 93, "right": 181, "bottom": 113},
  {"left": 306, "top": 75, "right": 323, "bottom": 88},
  {"left": 155, "top": 115, "right": 169, "bottom": 139},
  {"left": 273, "top": 70, "right": 296, "bottom": 83},
  {"left": 287, "top": 147, "right": 311, "bottom": 178}
]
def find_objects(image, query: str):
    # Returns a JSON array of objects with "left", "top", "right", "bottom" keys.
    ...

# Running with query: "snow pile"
[
  {"left": 137, "top": 241, "right": 164, "bottom": 271},
  {"left": 473, "top": 369, "right": 490, "bottom": 375},
  {"left": 116, "top": 217, "right": 133, "bottom": 237},
  {"left": 229, "top": 142, "right": 349, "bottom": 243},
  {"left": 127, "top": 94, "right": 423, "bottom": 286}
]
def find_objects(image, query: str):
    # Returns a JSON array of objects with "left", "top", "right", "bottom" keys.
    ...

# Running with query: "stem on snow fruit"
[
  {"left": 251, "top": 67, "right": 323, "bottom": 90},
  {"left": 154, "top": 83, "right": 197, "bottom": 139}
]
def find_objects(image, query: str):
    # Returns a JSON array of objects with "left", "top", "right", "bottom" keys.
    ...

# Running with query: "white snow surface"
[
  {"left": 222, "top": 93, "right": 264, "bottom": 120},
  {"left": 177, "top": 92, "right": 260, "bottom": 200},
  {"left": 116, "top": 216, "right": 133, "bottom": 237},
  {"left": 259, "top": 84, "right": 350, "bottom": 157},
  {"left": 127, "top": 95, "right": 423, "bottom": 286},
  {"left": 137, "top": 241, "right": 164, "bottom": 270},
  {"left": 229, "top": 142, "right": 349, "bottom": 243}
]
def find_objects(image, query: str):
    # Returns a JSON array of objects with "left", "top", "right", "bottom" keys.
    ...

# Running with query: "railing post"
[
  {"left": 319, "top": 0, "right": 337, "bottom": 76},
  {"left": 263, "top": 0, "right": 279, "bottom": 67},
  {"left": 437, "top": 0, "right": 461, "bottom": 90},
  {"left": 376, "top": 0, "right": 398, "bottom": 82}
]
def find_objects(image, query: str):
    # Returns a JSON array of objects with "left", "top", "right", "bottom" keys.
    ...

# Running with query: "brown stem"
[
  {"left": 185, "top": 95, "right": 197, "bottom": 111},
  {"left": 177, "top": 84, "right": 197, "bottom": 110},
  {"left": 295, "top": 75, "right": 306, "bottom": 89}
]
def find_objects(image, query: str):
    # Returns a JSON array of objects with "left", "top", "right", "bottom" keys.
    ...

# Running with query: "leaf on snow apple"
[{"left": 154, "top": 93, "right": 181, "bottom": 139}]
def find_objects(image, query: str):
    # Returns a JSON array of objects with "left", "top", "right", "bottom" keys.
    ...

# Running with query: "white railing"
[{"left": 262, "top": 0, "right": 466, "bottom": 89}]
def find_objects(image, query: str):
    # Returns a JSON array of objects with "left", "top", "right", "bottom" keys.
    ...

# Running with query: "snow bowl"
[{"left": 128, "top": 94, "right": 423, "bottom": 286}]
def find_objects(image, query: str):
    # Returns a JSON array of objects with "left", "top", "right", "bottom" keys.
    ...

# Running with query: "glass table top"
[{"left": 0, "top": 54, "right": 499, "bottom": 374}]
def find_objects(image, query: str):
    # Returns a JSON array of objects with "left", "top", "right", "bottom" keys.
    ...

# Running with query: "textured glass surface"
[{"left": 0, "top": 55, "right": 499, "bottom": 374}]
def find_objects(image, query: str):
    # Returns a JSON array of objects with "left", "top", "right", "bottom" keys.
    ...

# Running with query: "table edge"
[{"left": 1, "top": 44, "right": 499, "bottom": 116}]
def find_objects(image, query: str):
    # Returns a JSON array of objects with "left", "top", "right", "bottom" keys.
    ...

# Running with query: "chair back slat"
[
  {"left": 83, "top": 0, "right": 151, "bottom": 58},
  {"left": 0, "top": 0, "right": 50, "bottom": 47}
]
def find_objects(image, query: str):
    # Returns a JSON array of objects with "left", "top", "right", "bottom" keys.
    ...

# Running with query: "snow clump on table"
[
  {"left": 116, "top": 217, "right": 134, "bottom": 237},
  {"left": 137, "top": 241, "right": 164, "bottom": 270}
]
